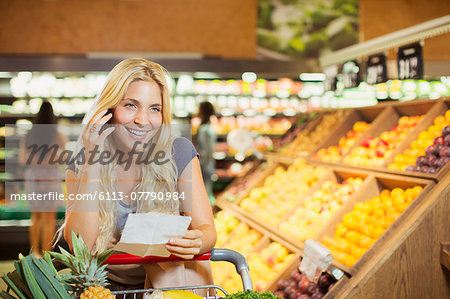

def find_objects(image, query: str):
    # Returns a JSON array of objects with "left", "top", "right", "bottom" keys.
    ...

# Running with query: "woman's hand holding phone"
[
  {"left": 81, "top": 109, "right": 115, "bottom": 174},
  {"left": 165, "top": 229, "right": 204, "bottom": 259}
]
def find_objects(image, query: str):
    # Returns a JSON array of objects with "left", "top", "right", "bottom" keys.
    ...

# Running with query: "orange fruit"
[
  {"left": 412, "top": 186, "right": 423, "bottom": 198},
  {"left": 391, "top": 188, "right": 405, "bottom": 199},
  {"left": 434, "top": 115, "right": 445, "bottom": 126}
]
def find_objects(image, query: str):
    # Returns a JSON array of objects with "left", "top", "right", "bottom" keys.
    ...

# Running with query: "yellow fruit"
[
  {"left": 80, "top": 286, "right": 115, "bottom": 299},
  {"left": 161, "top": 290, "right": 204, "bottom": 298}
]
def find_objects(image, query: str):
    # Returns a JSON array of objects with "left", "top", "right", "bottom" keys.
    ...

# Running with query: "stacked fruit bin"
[{"left": 214, "top": 98, "right": 449, "bottom": 298}]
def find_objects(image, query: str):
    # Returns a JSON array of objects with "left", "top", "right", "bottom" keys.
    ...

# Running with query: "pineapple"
[{"left": 50, "top": 231, "right": 115, "bottom": 298}]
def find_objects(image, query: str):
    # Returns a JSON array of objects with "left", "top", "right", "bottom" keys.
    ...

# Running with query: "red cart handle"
[{"left": 104, "top": 252, "right": 212, "bottom": 265}]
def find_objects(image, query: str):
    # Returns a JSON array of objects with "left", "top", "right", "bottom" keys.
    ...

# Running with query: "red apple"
[
  {"left": 305, "top": 282, "right": 319, "bottom": 295},
  {"left": 434, "top": 136, "right": 445, "bottom": 145},
  {"left": 298, "top": 277, "right": 311, "bottom": 293},
  {"left": 377, "top": 139, "right": 388, "bottom": 147},
  {"left": 375, "top": 150, "right": 384, "bottom": 157},
  {"left": 439, "top": 146, "right": 450, "bottom": 158},
  {"left": 425, "top": 145, "right": 435, "bottom": 156},
  {"left": 442, "top": 126, "right": 450, "bottom": 137},
  {"left": 445, "top": 134, "right": 450, "bottom": 146},
  {"left": 433, "top": 144, "right": 444, "bottom": 156},
  {"left": 317, "top": 273, "right": 334, "bottom": 292},
  {"left": 347, "top": 130, "right": 356, "bottom": 138},
  {"left": 415, "top": 156, "right": 426, "bottom": 166},
  {"left": 361, "top": 137, "right": 374, "bottom": 148},
  {"left": 310, "top": 292, "right": 324, "bottom": 299},
  {"left": 277, "top": 278, "right": 289, "bottom": 290}
]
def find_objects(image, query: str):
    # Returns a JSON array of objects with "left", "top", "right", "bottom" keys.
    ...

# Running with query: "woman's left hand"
[{"left": 165, "top": 229, "right": 204, "bottom": 259}]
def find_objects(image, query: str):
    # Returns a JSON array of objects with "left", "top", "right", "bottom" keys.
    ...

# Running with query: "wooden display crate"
[
  {"left": 337, "top": 100, "right": 441, "bottom": 170},
  {"left": 216, "top": 160, "right": 330, "bottom": 247},
  {"left": 274, "top": 167, "right": 372, "bottom": 251},
  {"left": 273, "top": 110, "right": 350, "bottom": 159},
  {"left": 266, "top": 255, "right": 350, "bottom": 299},
  {"left": 311, "top": 105, "right": 388, "bottom": 159},
  {"left": 314, "top": 171, "right": 435, "bottom": 275},
  {"left": 216, "top": 161, "right": 277, "bottom": 206},
  {"left": 212, "top": 207, "right": 302, "bottom": 294},
  {"left": 380, "top": 100, "right": 450, "bottom": 181}
]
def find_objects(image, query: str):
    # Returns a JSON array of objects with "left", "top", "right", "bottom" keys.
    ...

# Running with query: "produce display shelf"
[
  {"left": 314, "top": 169, "right": 435, "bottom": 275},
  {"left": 212, "top": 206, "right": 302, "bottom": 294},
  {"left": 214, "top": 202, "right": 349, "bottom": 297},
  {"left": 310, "top": 105, "right": 388, "bottom": 158}
]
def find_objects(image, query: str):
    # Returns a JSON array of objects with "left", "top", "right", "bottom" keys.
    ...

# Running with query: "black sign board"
[
  {"left": 397, "top": 42, "right": 423, "bottom": 80},
  {"left": 324, "top": 66, "right": 338, "bottom": 91},
  {"left": 366, "top": 53, "right": 387, "bottom": 84},
  {"left": 342, "top": 60, "right": 360, "bottom": 89}
]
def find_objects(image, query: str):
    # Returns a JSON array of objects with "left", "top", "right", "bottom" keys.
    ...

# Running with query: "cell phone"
[{"left": 100, "top": 109, "right": 113, "bottom": 134}]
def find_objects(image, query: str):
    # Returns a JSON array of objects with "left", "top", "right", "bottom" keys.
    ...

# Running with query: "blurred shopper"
[
  {"left": 19, "top": 101, "right": 67, "bottom": 256},
  {"left": 195, "top": 101, "right": 217, "bottom": 205}
]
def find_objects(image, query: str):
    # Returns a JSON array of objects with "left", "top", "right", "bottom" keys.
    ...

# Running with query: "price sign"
[
  {"left": 342, "top": 60, "right": 360, "bottom": 89},
  {"left": 324, "top": 65, "right": 338, "bottom": 91},
  {"left": 397, "top": 42, "right": 423, "bottom": 80},
  {"left": 300, "top": 239, "right": 333, "bottom": 282},
  {"left": 366, "top": 53, "right": 387, "bottom": 84}
]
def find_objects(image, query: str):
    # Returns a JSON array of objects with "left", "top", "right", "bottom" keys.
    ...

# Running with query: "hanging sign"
[
  {"left": 366, "top": 53, "right": 387, "bottom": 84},
  {"left": 324, "top": 65, "right": 338, "bottom": 91},
  {"left": 397, "top": 42, "right": 423, "bottom": 80},
  {"left": 342, "top": 60, "right": 360, "bottom": 89}
]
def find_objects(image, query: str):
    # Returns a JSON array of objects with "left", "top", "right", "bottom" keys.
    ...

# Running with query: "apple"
[
  {"left": 433, "top": 144, "right": 443, "bottom": 156},
  {"left": 305, "top": 282, "right": 319, "bottom": 295},
  {"left": 427, "top": 167, "right": 438, "bottom": 174},
  {"left": 377, "top": 139, "right": 388, "bottom": 147},
  {"left": 310, "top": 292, "right": 324, "bottom": 299},
  {"left": 415, "top": 156, "right": 426, "bottom": 166},
  {"left": 434, "top": 136, "right": 445, "bottom": 145},
  {"left": 375, "top": 150, "right": 384, "bottom": 157},
  {"left": 442, "top": 126, "right": 450, "bottom": 137},
  {"left": 277, "top": 278, "right": 289, "bottom": 290},
  {"left": 298, "top": 295, "right": 310, "bottom": 299},
  {"left": 361, "top": 137, "right": 374, "bottom": 148},
  {"left": 346, "top": 130, "right": 356, "bottom": 138},
  {"left": 294, "top": 290, "right": 304, "bottom": 298},
  {"left": 317, "top": 274, "right": 334, "bottom": 292},
  {"left": 287, "top": 280, "right": 297, "bottom": 289},
  {"left": 425, "top": 145, "right": 435, "bottom": 156},
  {"left": 298, "top": 277, "right": 311, "bottom": 293},
  {"left": 284, "top": 286, "right": 295, "bottom": 299},
  {"left": 405, "top": 165, "right": 416, "bottom": 172},
  {"left": 445, "top": 134, "right": 450, "bottom": 146},
  {"left": 291, "top": 270, "right": 302, "bottom": 281},
  {"left": 328, "top": 283, "right": 335, "bottom": 292},
  {"left": 439, "top": 146, "right": 450, "bottom": 158}
]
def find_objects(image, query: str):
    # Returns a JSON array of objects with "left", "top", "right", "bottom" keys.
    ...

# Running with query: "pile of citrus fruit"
[
  {"left": 389, "top": 110, "right": 450, "bottom": 171},
  {"left": 322, "top": 186, "right": 423, "bottom": 267}
]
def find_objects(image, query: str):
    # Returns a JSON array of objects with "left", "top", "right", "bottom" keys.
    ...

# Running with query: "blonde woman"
[{"left": 63, "top": 58, "right": 216, "bottom": 290}]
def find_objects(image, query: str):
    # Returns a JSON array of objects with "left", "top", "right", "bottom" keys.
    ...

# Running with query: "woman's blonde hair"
[{"left": 61, "top": 58, "right": 179, "bottom": 252}]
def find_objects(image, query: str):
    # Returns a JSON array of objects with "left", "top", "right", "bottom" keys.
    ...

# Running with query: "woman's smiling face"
[{"left": 111, "top": 79, "right": 163, "bottom": 151}]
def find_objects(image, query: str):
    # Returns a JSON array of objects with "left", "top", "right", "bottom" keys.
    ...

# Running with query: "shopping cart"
[{"left": 104, "top": 248, "right": 253, "bottom": 299}]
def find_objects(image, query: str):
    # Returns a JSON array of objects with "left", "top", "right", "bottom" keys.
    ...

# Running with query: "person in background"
[
  {"left": 195, "top": 101, "right": 217, "bottom": 206},
  {"left": 19, "top": 101, "right": 67, "bottom": 256}
]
